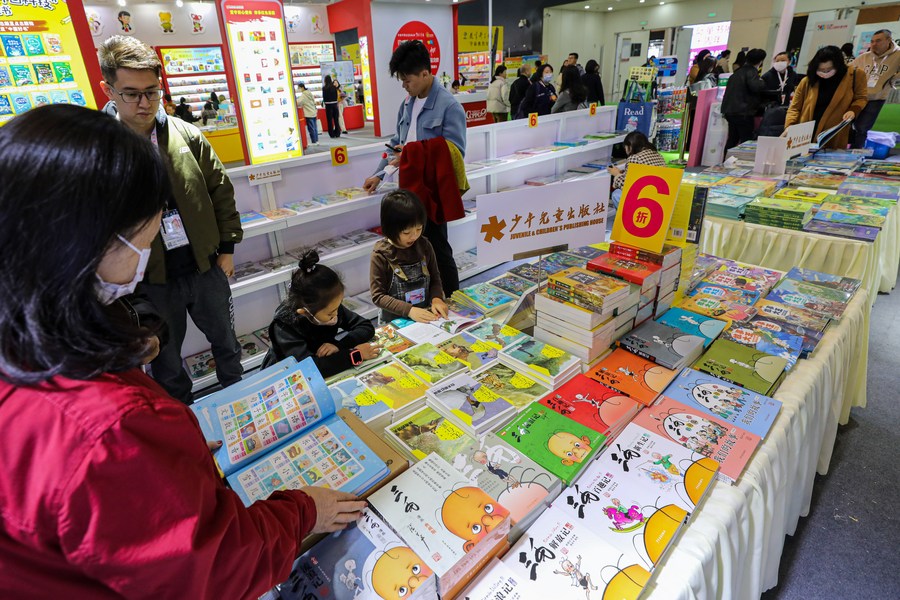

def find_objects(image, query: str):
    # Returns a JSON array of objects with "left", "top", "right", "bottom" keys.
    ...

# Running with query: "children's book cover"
[
  {"left": 497, "top": 404, "right": 605, "bottom": 485},
  {"left": 748, "top": 316, "right": 823, "bottom": 356},
  {"left": 587, "top": 254, "right": 661, "bottom": 288},
  {"left": 396, "top": 343, "right": 467, "bottom": 384},
  {"left": 618, "top": 320, "right": 706, "bottom": 371},
  {"left": 721, "top": 323, "right": 803, "bottom": 371},
  {"left": 655, "top": 307, "right": 729, "bottom": 347},
  {"left": 433, "top": 301, "right": 484, "bottom": 334},
  {"left": 754, "top": 299, "right": 831, "bottom": 331},
  {"left": 553, "top": 456, "right": 688, "bottom": 571},
  {"left": 260, "top": 207, "right": 297, "bottom": 220},
  {"left": 437, "top": 332, "right": 500, "bottom": 371},
  {"left": 239, "top": 210, "right": 269, "bottom": 225},
  {"left": 368, "top": 453, "right": 511, "bottom": 589},
  {"left": 563, "top": 245, "right": 607, "bottom": 260},
  {"left": 385, "top": 406, "right": 476, "bottom": 462},
  {"left": 813, "top": 209, "right": 887, "bottom": 228},
  {"left": 372, "top": 323, "right": 416, "bottom": 354},
  {"left": 548, "top": 267, "right": 629, "bottom": 302},
  {"left": 500, "top": 338, "right": 580, "bottom": 381},
  {"left": 538, "top": 252, "right": 588, "bottom": 275},
  {"left": 465, "top": 318, "right": 528, "bottom": 350},
  {"left": 663, "top": 367, "right": 782, "bottom": 438},
  {"left": 693, "top": 339, "right": 787, "bottom": 395},
  {"left": 537, "top": 374, "right": 641, "bottom": 437},
  {"left": 592, "top": 421, "right": 720, "bottom": 513},
  {"left": 258, "top": 254, "right": 296, "bottom": 272},
  {"left": 631, "top": 396, "right": 761, "bottom": 483},
  {"left": 712, "top": 263, "right": 783, "bottom": 289},
  {"left": 283, "top": 199, "right": 324, "bottom": 214},
  {"left": 508, "top": 262, "right": 548, "bottom": 284},
  {"left": 472, "top": 363, "right": 550, "bottom": 410},
  {"left": 447, "top": 433, "right": 560, "bottom": 527},
  {"left": 280, "top": 508, "right": 436, "bottom": 600},
  {"left": 502, "top": 505, "right": 652, "bottom": 600},
  {"left": 426, "top": 373, "right": 516, "bottom": 434},
  {"left": 459, "top": 559, "right": 527, "bottom": 600},
  {"left": 688, "top": 282, "right": 761, "bottom": 306},
  {"left": 768, "top": 279, "right": 851, "bottom": 319},
  {"left": 390, "top": 318, "right": 453, "bottom": 346},
  {"left": 837, "top": 183, "right": 900, "bottom": 200},
  {"left": 357, "top": 361, "right": 430, "bottom": 410},
  {"left": 457, "top": 283, "right": 516, "bottom": 312},
  {"left": 232, "top": 261, "right": 268, "bottom": 282},
  {"left": 773, "top": 188, "right": 831, "bottom": 203},
  {"left": 584, "top": 348, "right": 678, "bottom": 406},
  {"left": 253, "top": 326, "right": 272, "bottom": 346},
  {"left": 226, "top": 417, "right": 387, "bottom": 506},
  {"left": 701, "top": 269, "right": 771, "bottom": 294},
  {"left": 784, "top": 267, "right": 862, "bottom": 295},
  {"left": 185, "top": 348, "right": 216, "bottom": 380},
  {"left": 488, "top": 273, "right": 537, "bottom": 298},
  {"left": 818, "top": 202, "right": 889, "bottom": 218},
  {"left": 344, "top": 228, "right": 384, "bottom": 245},
  {"left": 678, "top": 294, "right": 758, "bottom": 322},
  {"left": 825, "top": 194, "right": 894, "bottom": 209},
  {"left": 328, "top": 378, "right": 392, "bottom": 425},
  {"left": 803, "top": 220, "right": 880, "bottom": 241}
]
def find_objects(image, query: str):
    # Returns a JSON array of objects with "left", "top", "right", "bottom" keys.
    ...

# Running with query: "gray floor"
[{"left": 760, "top": 279, "right": 900, "bottom": 598}]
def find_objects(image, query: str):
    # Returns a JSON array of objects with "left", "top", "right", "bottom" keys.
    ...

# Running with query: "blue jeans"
[
  {"left": 305, "top": 114, "right": 318, "bottom": 144},
  {"left": 138, "top": 265, "right": 243, "bottom": 403}
]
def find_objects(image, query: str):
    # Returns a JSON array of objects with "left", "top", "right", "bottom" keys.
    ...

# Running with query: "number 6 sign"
[
  {"left": 331, "top": 145, "right": 349, "bottom": 166},
  {"left": 528, "top": 112, "right": 538, "bottom": 128},
  {"left": 610, "top": 163, "right": 683, "bottom": 252}
]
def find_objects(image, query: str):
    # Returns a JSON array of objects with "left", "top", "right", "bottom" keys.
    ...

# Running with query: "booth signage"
[
  {"left": 393, "top": 21, "right": 440, "bottom": 75},
  {"left": 611, "top": 164, "right": 683, "bottom": 253},
  {"left": 330, "top": 145, "right": 348, "bottom": 166},
  {"left": 219, "top": 0, "right": 302, "bottom": 164},
  {"left": 0, "top": 0, "right": 97, "bottom": 125},
  {"left": 462, "top": 100, "right": 490, "bottom": 127},
  {"left": 476, "top": 178, "right": 610, "bottom": 264}
]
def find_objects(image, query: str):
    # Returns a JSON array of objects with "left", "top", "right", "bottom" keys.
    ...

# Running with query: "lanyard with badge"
[{"left": 150, "top": 127, "right": 191, "bottom": 250}]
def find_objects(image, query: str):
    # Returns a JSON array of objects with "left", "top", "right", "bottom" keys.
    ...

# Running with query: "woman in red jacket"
[{"left": 0, "top": 105, "right": 365, "bottom": 598}]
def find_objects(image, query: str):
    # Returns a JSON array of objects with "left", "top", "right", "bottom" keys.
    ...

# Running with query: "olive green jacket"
[{"left": 102, "top": 103, "right": 243, "bottom": 284}]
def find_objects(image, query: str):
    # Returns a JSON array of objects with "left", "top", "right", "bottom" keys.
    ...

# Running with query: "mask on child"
[
  {"left": 542, "top": 74, "right": 553, "bottom": 83},
  {"left": 95, "top": 234, "right": 151, "bottom": 305},
  {"left": 305, "top": 309, "right": 338, "bottom": 326},
  {"left": 773, "top": 61, "right": 789, "bottom": 73},
  {"left": 817, "top": 69, "right": 837, "bottom": 79}
]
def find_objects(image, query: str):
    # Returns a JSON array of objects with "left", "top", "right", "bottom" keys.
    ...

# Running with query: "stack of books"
[
  {"left": 802, "top": 219, "right": 880, "bottom": 241},
  {"left": 452, "top": 282, "right": 517, "bottom": 317},
  {"left": 811, "top": 209, "right": 886, "bottom": 230},
  {"left": 618, "top": 319, "right": 706, "bottom": 370},
  {"left": 498, "top": 337, "right": 581, "bottom": 388},
  {"left": 425, "top": 372, "right": 517, "bottom": 437},
  {"left": 773, "top": 188, "right": 830, "bottom": 204},
  {"left": 609, "top": 241, "right": 683, "bottom": 318},
  {"left": 703, "top": 190, "right": 756, "bottom": 220},
  {"left": 743, "top": 197, "right": 814, "bottom": 230},
  {"left": 584, "top": 347, "right": 678, "bottom": 406},
  {"left": 545, "top": 266, "right": 631, "bottom": 314},
  {"left": 694, "top": 338, "right": 788, "bottom": 395},
  {"left": 327, "top": 376, "right": 393, "bottom": 430}
]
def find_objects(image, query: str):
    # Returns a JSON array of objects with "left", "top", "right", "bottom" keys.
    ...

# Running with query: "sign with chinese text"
[
  {"left": 0, "top": 0, "right": 97, "bottom": 126},
  {"left": 393, "top": 21, "right": 440, "bottom": 75},
  {"left": 476, "top": 178, "right": 610, "bottom": 264},
  {"left": 159, "top": 46, "right": 225, "bottom": 74},
  {"left": 611, "top": 164, "right": 683, "bottom": 253},
  {"left": 359, "top": 35, "right": 373, "bottom": 120},
  {"left": 457, "top": 25, "right": 503, "bottom": 53},
  {"left": 219, "top": 0, "right": 301, "bottom": 164},
  {"left": 783, "top": 121, "right": 815, "bottom": 158}
]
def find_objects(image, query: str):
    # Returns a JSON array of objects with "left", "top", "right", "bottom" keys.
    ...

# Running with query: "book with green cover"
[
  {"left": 768, "top": 279, "right": 851, "bottom": 319},
  {"left": 395, "top": 343, "right": 467, "bottom": 384},
  {"left": 384, "top": 405, "right": 477, "bottom": 461},
  {"left": 693, "top": 339, "right": 788, "bottom": 395},
  {"left": 357, "top": 361, "right": 430, "bottom": 410},
  {"left": 812, "top": 210, "right": 886, "bottom": 229},
  {"left": 774, "top": 189, "right": 830, "bottom": 203},
  {"left": 465, "top": 318, "right": 528, "bottom": 350},
  {"left": 472, "top": 363, "right": 550, "bottom": 410},
  {"left": 824, "top": 194, "right": 894, "bottom": 209},
  {"left": 455, "top": 283, "right": 516, "bottom": 312},
  {"left": 818, "top": 202, "right": 889, "bottom": 218},
  {"left": 437, "top": 332, "right": 500, "bottom": 370},
  {"left": 497, "top": 404, "right": 605, "bottom": 485},
  {"left": 499, "top": 338, "right": 580, "bottom": 383}
]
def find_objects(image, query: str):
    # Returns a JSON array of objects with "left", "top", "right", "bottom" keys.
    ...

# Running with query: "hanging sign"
[{"left": 611, "top": 164, "right": 683, "bottom": 253}]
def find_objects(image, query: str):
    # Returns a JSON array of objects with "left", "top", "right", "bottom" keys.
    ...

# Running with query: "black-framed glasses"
[{"left": 108, "top": 85, "right": 164, "bottom": 103}]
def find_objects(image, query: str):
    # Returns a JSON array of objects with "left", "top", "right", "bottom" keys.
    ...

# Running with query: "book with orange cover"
[{"left": 584, "top": 348, "right": 678, "bottom": 406}]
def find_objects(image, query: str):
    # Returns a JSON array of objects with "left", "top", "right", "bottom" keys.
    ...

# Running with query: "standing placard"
[
  {"left": 783, "top": 121, "right": 815, "bottom": 158},
  {"left": 0, "top": 0, "right": 98, "bottom": 125},
  {"left": 476, "top": 178, "right": 610, "bottom": 264},
  {"left": 611, "top": 164, "right": 683, "bottom": 253},
  {"left": 218, "top": 0, "right": 301, "bottom": 164}
]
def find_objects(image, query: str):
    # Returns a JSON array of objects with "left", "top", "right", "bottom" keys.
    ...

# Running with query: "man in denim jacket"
[{"left": 364, "top": 40, "right": 466, "bottom": 294}]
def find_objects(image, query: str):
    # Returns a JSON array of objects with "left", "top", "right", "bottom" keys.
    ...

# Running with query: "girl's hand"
[
  {"left": 409, "top": 307, "right": 438, "bottom": 323},
  {"left": 355, "top": 342, "right": 381, "bottom": 360},
  {"left": 431, "top": 298, "right": 449, "bottom": 318},
  {"left": 316, "top": 343, "right": 340, "bottom": 357}
]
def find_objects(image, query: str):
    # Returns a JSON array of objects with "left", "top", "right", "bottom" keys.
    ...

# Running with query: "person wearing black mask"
[{"left": 721, "top": 48, "right": 767, "bottom": 151}]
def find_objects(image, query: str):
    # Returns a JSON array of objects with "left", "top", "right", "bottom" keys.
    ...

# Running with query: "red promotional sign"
[
  {"left": 461, "top": 100, "right": 491, "bottom": 127},
  {"left": 393, "top": 21, "right": 441, "bottom": 75}
]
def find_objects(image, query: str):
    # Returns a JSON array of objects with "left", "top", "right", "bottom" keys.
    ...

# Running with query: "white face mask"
[
  {"left": 773, "top": 61, "right": 789, "bottom": 73},
  {"left": 817, "top": 69, "right": 837, "bottom": 79},
  {"left": 95, "top": 234, "right": 151, "bottom": 305},
  {"left": 542, "top": 74, "right": 553, "bottom": 83},
  {"left": 305, "top": 309, "right": 338, "bottom": 327}
]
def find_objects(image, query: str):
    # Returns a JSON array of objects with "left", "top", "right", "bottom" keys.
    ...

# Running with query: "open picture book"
[{"left": 191, "top": 357, "right": 389, "bottom": 506}]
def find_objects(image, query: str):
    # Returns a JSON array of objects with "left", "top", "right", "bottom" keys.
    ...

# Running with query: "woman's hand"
[
  {"left": 842, "top": 111, "right": 855, "bottom": 122},
  {"left": 316, "top": 343, "right": 340, "bottom": 357},
  {"left": 355, "top": 342, "right": 381, "bottom": 360},
  {"left": 431, "top": 298, "right": 449, "bottom": 318},
  {"left": 409, "top": 307, "right": 438, "bottom": 323},
  {"left": 301, "top": 486, "right": 367, "bottom": 534}
]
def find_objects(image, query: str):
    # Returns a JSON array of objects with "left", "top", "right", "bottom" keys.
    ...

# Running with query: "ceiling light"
[
  {"left": 608, "top": 6, "right": 613, "bottom": 10},
  {"left": 584, "top": 4, "right": 590, "bottom": 8},
  {"left": 175, "top": 0, "right": 183, "bottom": 6},
  {"left": 660, "top": 1, "right": 665, "bottom": 4},
  {"left": 116, "top": 0, "right": 126, "bottom": 6},
  {"left": 640, "top": 0, "right": 645, "bottom": 3}
]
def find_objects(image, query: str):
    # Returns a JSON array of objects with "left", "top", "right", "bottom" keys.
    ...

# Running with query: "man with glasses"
[{"left": 98, "top": 35, "right": 244, "bottom": 404}]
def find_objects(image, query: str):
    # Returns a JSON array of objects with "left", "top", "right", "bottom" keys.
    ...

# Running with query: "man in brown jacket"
[{"left": 851, "top": 29, "right": 900, "bottom": 148}]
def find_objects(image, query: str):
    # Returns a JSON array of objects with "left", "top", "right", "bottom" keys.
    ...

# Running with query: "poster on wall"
[
  {"left": 689, "top": 21, "right": 731, "bottom": 65},
  {"left": 359, "top": 35, "right": 374, "bottom": 121},
  {"left": 219, "top": 0, "right": 301, "bottom": 164},
  {"left": 457, "top": 25, "right": 502, "bottom": 53},
  {"left": 0, "top": 0, "right": 97, "bottom": 125},
  {"left": 393, "top": 21, "right": 440, "bottom": 75},
  {"left": 288, "top": 42, "right": 334, "bottom": 68},
  {"left": 320, "top": 60, "right": 354, "bottom": 103},
  {"left": 159, "top": 46, "right": 225, "bottom": 74}
]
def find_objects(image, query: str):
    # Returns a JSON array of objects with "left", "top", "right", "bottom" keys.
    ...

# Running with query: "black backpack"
[{"left": 758, "top": 105, "right": 788, "bottom": 137}]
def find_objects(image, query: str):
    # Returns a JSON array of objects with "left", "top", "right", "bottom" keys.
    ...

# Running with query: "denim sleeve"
[{"left": 441, "top": 98, "right": 468, "bottom": 158}]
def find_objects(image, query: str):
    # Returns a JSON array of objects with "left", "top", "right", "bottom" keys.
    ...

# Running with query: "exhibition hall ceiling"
[{"left": 552, "top": 0, "right": 689, "bottom": 10}]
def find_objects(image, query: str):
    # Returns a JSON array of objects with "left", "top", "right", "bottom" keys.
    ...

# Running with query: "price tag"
[
  {"left": 528, "top": 112, "right": 538, "bottom": 128},
  {"left": 589, "top": 102, "right": 597, "bottom": 116},
  {"left": 330, "top": 145, "right": 349, "bottom": 166},
  {"left": 610, "top": 164, "right": 683, "bottom": 253}
]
